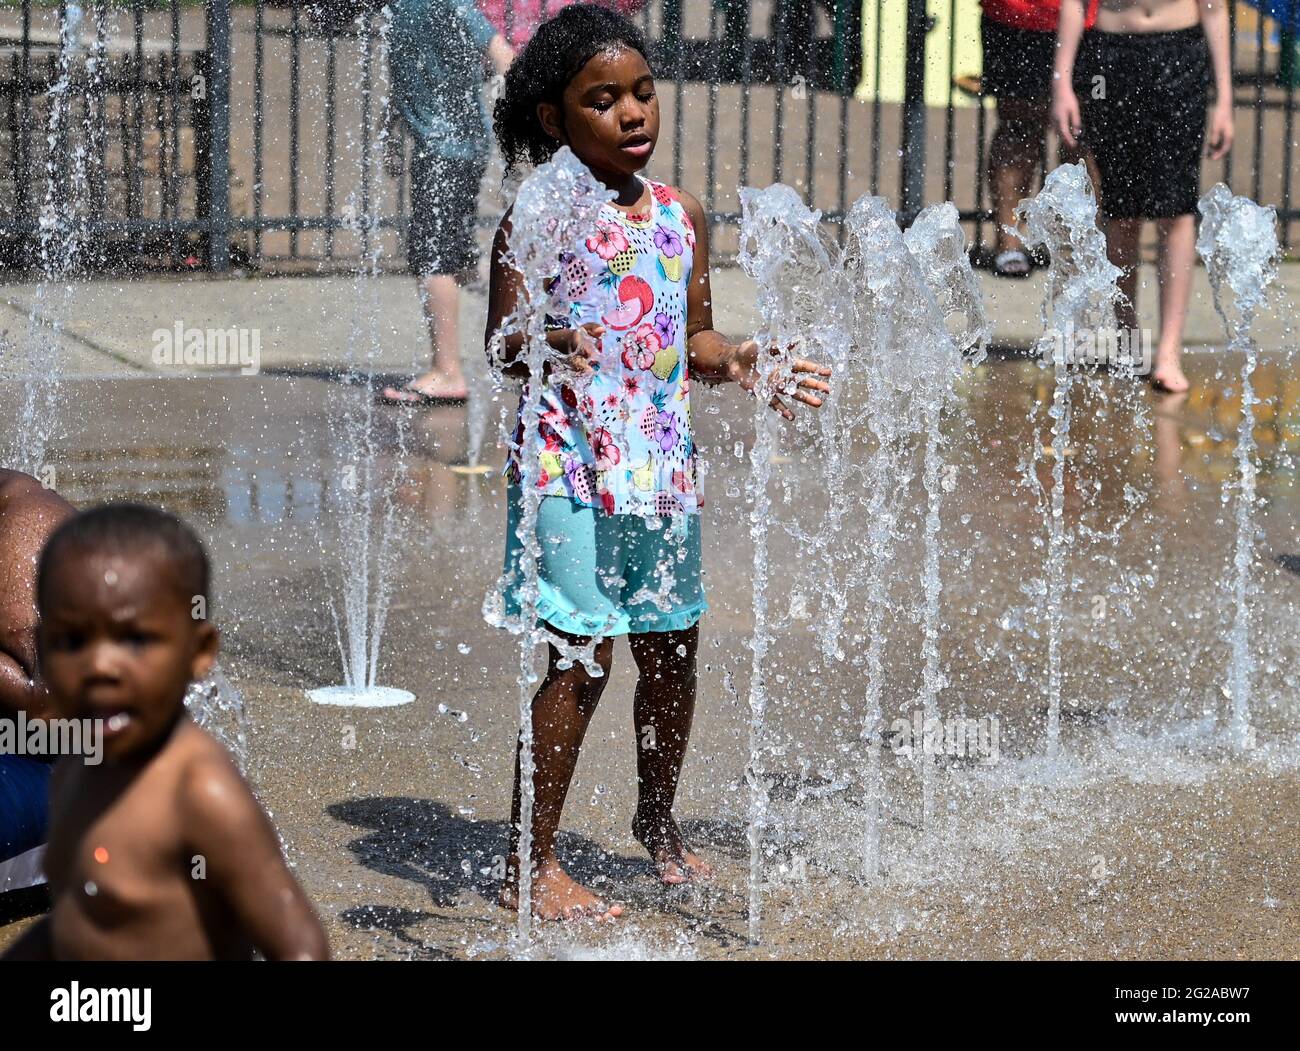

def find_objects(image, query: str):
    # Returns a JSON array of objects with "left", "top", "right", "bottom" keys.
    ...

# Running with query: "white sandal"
[{"left": 993, "top": 248, "right": 1031, "bottom": 278}]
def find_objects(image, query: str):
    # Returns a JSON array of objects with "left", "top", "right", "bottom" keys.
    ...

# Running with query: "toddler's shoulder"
[{"left": 173, "top": 721, "right": 254, "bottom": 818}]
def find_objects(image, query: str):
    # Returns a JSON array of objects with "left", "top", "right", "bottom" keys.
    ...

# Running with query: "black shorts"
[
  {"left": 982, "top": 16, "right": 1056, "bottom": 101},
  {"left": 407, "top": 149, "right": 486, "bottom": 276},
  {"left": 1076, "top": 26, "right": 1210, "bottom": 218}
]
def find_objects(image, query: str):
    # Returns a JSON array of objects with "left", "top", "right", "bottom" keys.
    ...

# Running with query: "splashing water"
[
  {"left": 483, "top": 147, "right": 612, "bottom": 945},
  {"left": 5, "top": 4, "right": 105, "bottom": 473},
  {"left": 737, "top": 182, "right": 840, "bottom": 942},
  {"left": 836, "top": 196, "right": 930, "bottom": 875},
  {"left": 308, "top": 14, "right": 414, "bottom": 710},
  {"left": 1196, "top": 184, "right": 1280, "bottom": 751},
  {"left": 834, "top": 196, "right": 991, "bottom": 868},
  {"left": 902, "top": 203, "right": 988, "bottom": 828},
  {"left": 186, "top": 666, "right": 252, "bottom": 772},
  {"left": 1015, "top": 162, "right": 1122, "bottom": 758}
]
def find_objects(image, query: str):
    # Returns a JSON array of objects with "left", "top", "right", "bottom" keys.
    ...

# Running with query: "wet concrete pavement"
[
  {"left": 5, "top": 260, "right": 1300, "bottom": 385},
  {"left": 0, "top": 343, "right": 1297, "bottom": 958}
]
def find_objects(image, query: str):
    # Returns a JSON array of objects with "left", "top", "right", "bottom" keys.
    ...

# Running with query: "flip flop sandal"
[
  {"left": 378, "top": 382, "right": 468, "bottom": 407},
  {"left": 993, "top": 248, "right": 1032, "bottom": 278}
]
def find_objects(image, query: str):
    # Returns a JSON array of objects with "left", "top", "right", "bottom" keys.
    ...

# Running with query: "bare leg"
[
  {"left": 628, "top": 625, "right": 713, "bottom": 884},
  {"left": 500, "top": 632, "right": 623, "bottom": 921},
  {"left": 1150, "top": 214, "right": 1196, "bottom": 393},
  {"left": 381, "top": 273, "right": 470, "bottom": 403},
  {"left": 1106, "top": 216, "right": 1142, "bottom": 333},
  {"left": 988, "top": 96, "right": 1050, "bottom": 264}
]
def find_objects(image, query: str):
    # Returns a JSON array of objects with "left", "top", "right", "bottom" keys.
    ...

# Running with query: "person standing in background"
[
  {"left": 381, "top": 1, "right": 514, "bottom": 406},
  {"left": 981, "top": 0, "right": 1099, "bottom": 277},
  {"left": 1054, "top": 0, "right": 1233, "bottom": 393}
]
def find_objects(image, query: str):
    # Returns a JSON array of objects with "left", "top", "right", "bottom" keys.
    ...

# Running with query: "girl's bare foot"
[
  {"left": 1150, "top": 356, "right": 1190, "bottom": 394},
  {"left": 380, "top": 368, "right": 470, "bottom": 404},
  {"left": 632, "top": 810, "right": 714, "bottom": 885},
  {"left": 498, "top": 855, "right": 622, "bottom": 922}
]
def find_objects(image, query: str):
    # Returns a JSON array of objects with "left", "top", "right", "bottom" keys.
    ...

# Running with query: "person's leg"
[
  {"left": 382, "top": 271, "right": 470, "bottom": 403},
  {"left": 383, "top": 150, "right": 479, "bottom": 403},
  {"left": 412, "top": 272, "right": 469, "bottom": 395},
  {"left": 988, "top": 96, "right": 1050, "bottom": 265},
  {"left": 1106, "top": 216, "right": 1142, "bottom": 332},
  {"left": 501, "top": 631, "right": 621, "bottom": 920},
  {"left": 1150, "top": 214, "right": 1196, "bottom": 393},
  {"left": 627, "top": 624, "right": 712, "bottom": 883}
]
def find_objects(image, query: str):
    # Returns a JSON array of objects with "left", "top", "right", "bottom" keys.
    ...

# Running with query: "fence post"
[
  {"left": 899, "top": 0, "right": 929, "bottom": 226},
  {"left": 205, "top": 0, "right": 232, "bottom": 271}
]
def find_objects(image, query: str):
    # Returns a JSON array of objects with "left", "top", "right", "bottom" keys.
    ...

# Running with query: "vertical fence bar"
[
  {"left": 18, "top": 0, "right": 31, "bottom": 257},
  {"left": 118, "top": 44, "right": 132, "bottom": 218},
  {"left": 6, "top": 52, "right": 16, "bottom": 242},
  {"left": 93, "top": 2, "right": 109, "bottom": 231},
  {"left": 1225, "top": 0, "right": 1237, "bottom": 186},
  {"left": 870, "top": 0, "right": 882, "bottom": 196},
  {"left": 361, "top": 8, "right": 374, "bottom": 263},
  {"left": 1284, "top": 0, "right": 1298, "bottom": 248},
  {"left": 47, "top": 53, "right": 59, "bottom": 229},
  {"left": 205, "top": 0, "right": 232, "bottom": 271},
  {"left": 706, "top": 2, "right": 719, "bottom": 221},
  {"left": 773, "top": 4, "right": 785, "bottom": 185},
  {"left": 943, "top": 0, "right": 956, "bottom": 204},
  {"left": 132, "top": 1, "right": 145, "bottom": 220},
  {"left": 325, "top": 32, "right": 338, "bottom": 259},
  {"left": 740, "top": 0, "right": 754, "bottom": 194},
  {"left": 975, "top": 68, "right": 988, "bottom": 252},
  {"left": 672, "top": 0, "right": 684, "bottom": 189},
  {"left": 1252, "top": 0, "right": 1265, "bottom": 204},
  {"left": 836, "top": 0, "right": 849, "bottom": 231},
  {"left": 55, "top": 3, "right": 68, "bottom": 240},
  {"left": 253, "top": 0, "right": 265, "bottom": 263},
  {"left": 168, "top": 0, "right": 182, "bottom": 261},
  {"left": 803, "top": 0, "right": 816, "bottom": 206},
  {"left": 156, "top": 54, "right": 168, "bottom": 238},
  {"left": 289, "top": 2, "right": 301, "bottom": 257},
  {"left": 899, "top": 0, "right": 928, "bottom": 224}
]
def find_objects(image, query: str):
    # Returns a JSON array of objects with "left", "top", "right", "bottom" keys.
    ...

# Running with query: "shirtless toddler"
[{"left": 2, "top": 503, "right": 328, "bottom": 960}]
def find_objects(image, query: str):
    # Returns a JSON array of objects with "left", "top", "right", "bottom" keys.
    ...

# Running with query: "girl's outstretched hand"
[
  {"left": 727, "top": 339, "right": 832, "bottom": 421},
  {"left": 555, "top": 322, "right": 605, "bottom": 378}
]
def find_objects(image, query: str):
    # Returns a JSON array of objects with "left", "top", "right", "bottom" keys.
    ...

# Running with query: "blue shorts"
[
  {"left": 500, "top": 487, "right": 707, "bottom": 637},
  {"left": 0, "top": 754, "right": 51, "bottom": 864}
]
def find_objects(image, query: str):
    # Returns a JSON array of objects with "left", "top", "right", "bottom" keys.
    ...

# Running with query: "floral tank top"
[{"left": 507, "top": 178, "right": 702, "bottom": 517}]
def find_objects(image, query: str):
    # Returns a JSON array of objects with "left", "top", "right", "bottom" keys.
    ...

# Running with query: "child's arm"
[
  {"left": 484, "top": 211, "right": 605, "bottom": 383},
  {"left": 1052, "top": 0, "right": 1086, "bottom": 148},
  {"left": 180, "top": 753, "right": 329, "bottom": 961},
  {"left": 0, "top": 490, "right": 72, "bottom": 720},
  {"left": 1199, "top": 0, "right": 1234, "bottom": 159},
  {"left": 678, "top": 189, "right": 830, "bottom": 420}
]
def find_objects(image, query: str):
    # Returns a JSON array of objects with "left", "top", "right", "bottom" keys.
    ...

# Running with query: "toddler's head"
[
  {"left": 37, "top": 503, "right": 217, "bottom": 761},
  {"left": 495, "top": 4, "right": 657, "bottom": 180}
]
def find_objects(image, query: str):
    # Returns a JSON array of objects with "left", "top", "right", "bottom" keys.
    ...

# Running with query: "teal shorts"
[{"left": 501, "top": 486, "right": 707, "bottom": 637}]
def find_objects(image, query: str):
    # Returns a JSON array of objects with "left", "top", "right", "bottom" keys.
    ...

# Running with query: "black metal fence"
[{"left": 1, "top": 0, "right": 1296, "bottom": 273}]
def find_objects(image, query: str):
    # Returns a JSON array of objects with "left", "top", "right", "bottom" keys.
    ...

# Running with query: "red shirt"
[{"left": 981, "top": 0, "right": 1099, "bottom": 33}]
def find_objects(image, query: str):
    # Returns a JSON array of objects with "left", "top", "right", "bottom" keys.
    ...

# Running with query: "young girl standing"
[{"left": 486, "top": 5, "right": 831, "bottom": 922}]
